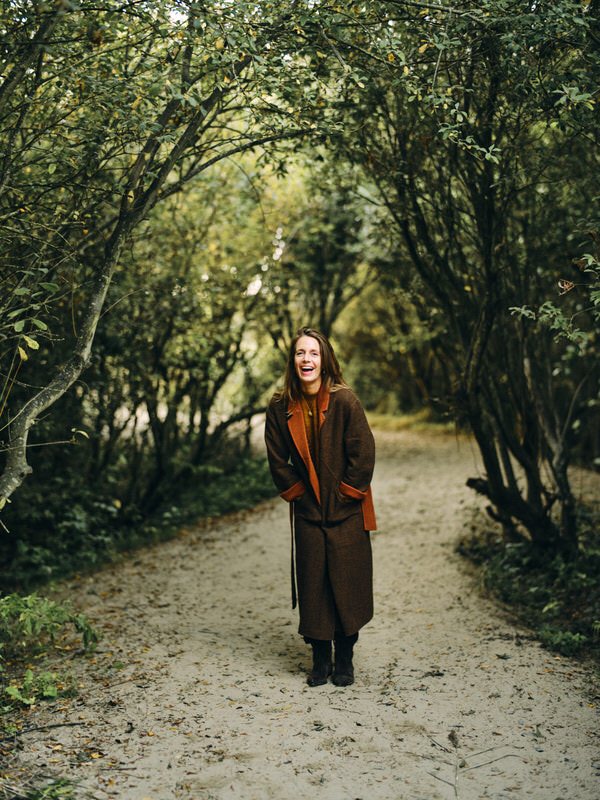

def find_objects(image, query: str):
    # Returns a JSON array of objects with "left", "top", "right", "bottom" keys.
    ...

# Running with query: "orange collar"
[{"left": 287, "top": 384, "right": 330, "bottom": 503}]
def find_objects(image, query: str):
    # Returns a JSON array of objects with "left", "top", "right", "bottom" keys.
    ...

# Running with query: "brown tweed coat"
[{"left": 265, "top": 384, "right": 376, "bottom": 639}]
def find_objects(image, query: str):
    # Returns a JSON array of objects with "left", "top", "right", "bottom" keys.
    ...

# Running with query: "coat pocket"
[
  {"left": 293, "top": 489, "right": 321, "bottom": 522},
  {"left": 335, "top": 484, "right": 359, "bottom": 505}
]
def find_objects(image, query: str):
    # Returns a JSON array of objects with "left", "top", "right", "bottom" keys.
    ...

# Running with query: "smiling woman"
[
  {"left": 265, "top": 327, "right": 376, "bottom": 688},
  {"left": 295, "top": 334, "right": 322, "bottom": 394}
]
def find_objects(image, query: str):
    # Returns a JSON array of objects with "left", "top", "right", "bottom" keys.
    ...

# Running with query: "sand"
[{"left": 2, "top": 429, "right": 599, "bottom": 800}]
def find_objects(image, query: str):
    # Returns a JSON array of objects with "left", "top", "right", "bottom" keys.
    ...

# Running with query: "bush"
[
  {"left": 537, "top": 627, "right": 589, "bottom": 658},
  {"left": 0, "top": 455, "right": 276, "bottom": 592},
  {"left": 457, "top": 504, "right": 600, "bottom": 660},
  {"left": 0, "top": 592, "right": 99, "bottom": 656},
  {"left": 0, "top": 592, "right": 99, "bottom": 711}
]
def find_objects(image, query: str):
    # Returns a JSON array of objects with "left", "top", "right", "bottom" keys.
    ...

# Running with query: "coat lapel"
[{"left": 287, "top": 385, "right": 330, "bottom": 505}]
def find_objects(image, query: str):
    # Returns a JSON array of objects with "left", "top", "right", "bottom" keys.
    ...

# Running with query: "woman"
[{"left": 265, "top": 327, "right": 376, "bottom": 687}]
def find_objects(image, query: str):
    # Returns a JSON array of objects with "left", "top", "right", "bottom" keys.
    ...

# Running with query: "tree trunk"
[{"left": 0, "top": 226, "right": 129, "bottom": 509}]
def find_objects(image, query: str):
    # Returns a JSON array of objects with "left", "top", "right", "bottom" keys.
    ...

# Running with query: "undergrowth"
[
  {"left": 0, "top": 593, "right": 99, "bottom": 653},
  {"left": 457, "top": 503, "right": 600, "bottom": 660},
  {"left": 0, "top": 456, "right": 276, "bottom": 593},
  {"left": 0, "top": 777, "right": 74, "bottom": 799},
  {"left": 0, "top": 593, "right": 100, "bottom": 714},
  {"left": 0, "top": 456, "right": 272, "bottom": 734}
]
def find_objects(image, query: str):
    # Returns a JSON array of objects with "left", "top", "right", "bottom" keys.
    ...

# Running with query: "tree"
[
  {"left": 336, "top": 279, "right": 453, "bottom": 415},
  {"left": 83, "top": 164, "right": 278, "bottom": 510},
  {"left": 320, "top": 0, "right": 600, "bottom": 551},
  {"left": 253, "top": 163, "right": 381, "bottom": 353},
  {"left": 0, "top": 0, "right": 362, "bottom": 510}
]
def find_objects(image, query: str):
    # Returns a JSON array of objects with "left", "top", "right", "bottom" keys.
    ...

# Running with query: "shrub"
[
  {"left": 0, "top": 593, "right": 99, "bottom": 656},
  {"left": 457, "top": 503, "right": 600, "bottom": 660}
]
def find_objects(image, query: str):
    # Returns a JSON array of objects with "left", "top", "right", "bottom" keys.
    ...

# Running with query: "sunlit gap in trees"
[
  {"left": 246, "top": 263, "right": 270, "bottom": 297},
  {"left": 245, "top": 225, "right": 285, "bottom": 296}
]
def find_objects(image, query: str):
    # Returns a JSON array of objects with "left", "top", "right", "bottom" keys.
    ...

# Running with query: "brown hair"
[{"left": 279, "top": 327, "right": 348, "bottom": 404}]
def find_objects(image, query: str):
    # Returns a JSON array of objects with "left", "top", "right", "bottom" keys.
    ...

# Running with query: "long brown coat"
[{"left": 265, "top": 384, "right": 376, "bottom": 639}]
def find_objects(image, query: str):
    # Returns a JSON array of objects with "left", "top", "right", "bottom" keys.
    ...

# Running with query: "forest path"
[{"left": 5, "top": 430, "right": 599, "bottom": 800}]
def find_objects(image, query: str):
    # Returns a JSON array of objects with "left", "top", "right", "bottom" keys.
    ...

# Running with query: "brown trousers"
[{"left": 294, "top": 514, "right": 373, "bottom": 640}]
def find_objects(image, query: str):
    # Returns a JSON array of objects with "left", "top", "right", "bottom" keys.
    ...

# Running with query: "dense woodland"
[{"left": 0, "top": 0, "right": 599, "bottom": 591}]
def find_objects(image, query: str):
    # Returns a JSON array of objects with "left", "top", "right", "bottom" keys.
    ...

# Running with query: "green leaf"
[
  {"left": 23, "top": 335, "right": 39, "bottom": 350},
  {"left": 31, "top": 318, "right": 49, "bottom": 330},
  {"left": 5, "top": 685, "right": 34, "bottom": 705}
]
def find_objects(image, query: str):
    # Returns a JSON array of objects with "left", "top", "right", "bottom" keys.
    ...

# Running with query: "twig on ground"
[
  {"left": 463, "top": 753, "right": 524, "bottom": 772},
  {"left": 0, "top": 779, "right": 27, "bottom": 800},
  {"left": 428, "top": 735, "right": 453, "bottom": 753},
  {"left": 406, "top": 750, "right": 453, "bottom": 766},
  {"left": 424, "top": 738, "right": 526, "bottom": 797},
  {"left": 428, "top": 771, "right": 455, "bottom": 787},
  {"left": 454, "top": 756, "right": 460, "bottom": 799},
  {"left": 329, "top": 706, "right": 363, "bottom": 713},
  {"left": 106, "top": 674, "right": 145, "bottom": 688},
  {"left": 1, "top": 721, "right": 86, "bottom": 740},
  {"left": 98, "top": 766, "right": 140, "bottom": 775},
  {"left": 470, "top": 743, "right": 525, "bottom": 758}
]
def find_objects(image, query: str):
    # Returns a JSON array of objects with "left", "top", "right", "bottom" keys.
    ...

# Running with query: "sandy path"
[{"left": 4, "top": 430, "right": 599, "bottom": 800}]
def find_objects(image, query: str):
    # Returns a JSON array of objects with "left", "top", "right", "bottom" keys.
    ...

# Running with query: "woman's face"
[{"left": 294, "top": 335, "right": 322, "bottom": 393}]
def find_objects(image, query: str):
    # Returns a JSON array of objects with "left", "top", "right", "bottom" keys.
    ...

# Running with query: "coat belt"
[{"left": 290, "top": 501, "right": 297, "bottom": 609}]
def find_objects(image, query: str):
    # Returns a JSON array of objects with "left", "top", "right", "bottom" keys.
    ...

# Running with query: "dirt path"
[{"left": 4, "top": 430, "right": 599, "bottom": 800}]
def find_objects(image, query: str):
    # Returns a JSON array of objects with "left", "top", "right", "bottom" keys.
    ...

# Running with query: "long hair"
[{"left": 279, "top": 327, "right": 348, "bottom": 404}]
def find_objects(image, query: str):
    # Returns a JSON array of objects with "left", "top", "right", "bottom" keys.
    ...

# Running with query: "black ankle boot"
[
  {"left": 307, "top": 639, "right": 332, "bottom": 686},
  {"left": 332, "top": 632, "right": 358, "bottom": 687}
]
